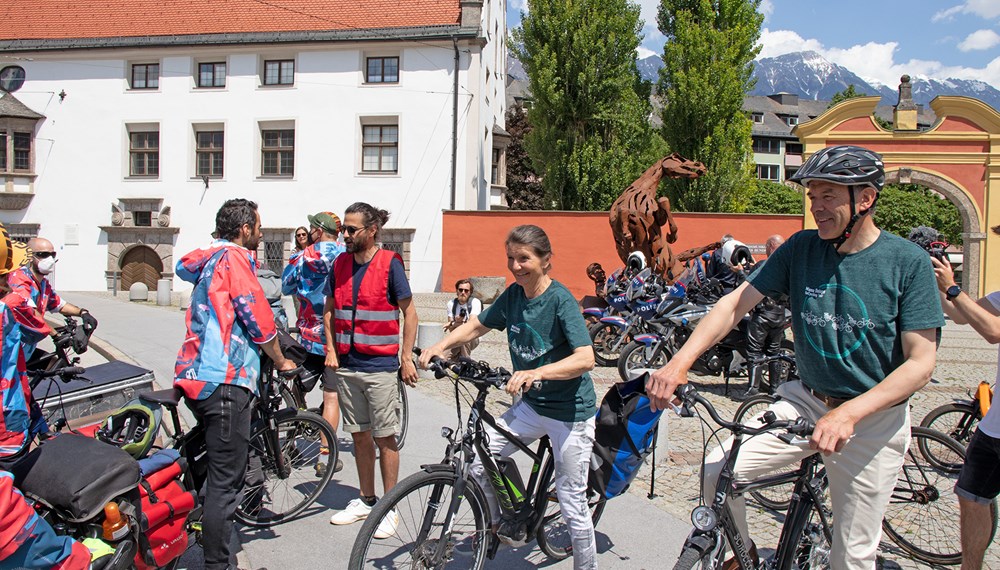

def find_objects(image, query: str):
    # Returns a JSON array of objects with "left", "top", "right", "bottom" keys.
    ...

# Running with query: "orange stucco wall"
[{"left": 441, "top": 211, "right": 804, "bottom": 298}]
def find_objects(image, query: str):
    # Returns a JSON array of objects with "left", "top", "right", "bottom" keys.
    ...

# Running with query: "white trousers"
[
  {"left": 471, "top": 400, "right": 598, "bottom": 570},
  {"left": 702, "top": 381, "right": 909, "bottom": 570}
]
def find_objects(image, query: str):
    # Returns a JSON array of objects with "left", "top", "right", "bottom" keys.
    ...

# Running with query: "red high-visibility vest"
[{"left": 331, "top": 249, "right": 402, "bottom": 356}]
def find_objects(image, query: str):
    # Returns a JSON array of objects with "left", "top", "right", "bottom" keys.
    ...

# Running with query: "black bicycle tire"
[
  {"left": 920, "top": 402, "right": 979, "bottom": 448},
  {"left": 617, "top": 339, "right": 670, "bottom": 382},
  {"left": 589, "top": 322, "right": 625, "bottom": 367},
  {"left": 279, "top": 382, "right": 299, "bottom": 410},
  {"left": 535, "top": 457, "right": 607, "bottom": 560},
  {"left": 880, "top": 426, "right": 996, "bottom": 565},
  {"left": 672, "top": 544, "right": 715, "bottom": 570},
  {"left": 235, "top": 410, "right": 337, "bottom": 527},
  {"left": 395, "top": 379, "right": 409, "bottom": 450},
  {"left": 731, "top": 394, "right": 794, "bottom": 511},
  {"left": 780, "top": 498, "right": 833, "bottom": 570},
  {"left": 348, "top": 469, "right": 490, "bottom": 570}
]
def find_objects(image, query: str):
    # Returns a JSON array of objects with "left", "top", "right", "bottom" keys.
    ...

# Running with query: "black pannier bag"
[{"left": 13, "top": 433, "right": 141, "bottom": 522}]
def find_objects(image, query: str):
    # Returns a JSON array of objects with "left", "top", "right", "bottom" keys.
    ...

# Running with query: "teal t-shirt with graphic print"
[
  {"left": 478, "top": 280, "right": 597, "bottom": 422},
  {"left": 747, "top": 230, "right": 944, "bottom": 399}
]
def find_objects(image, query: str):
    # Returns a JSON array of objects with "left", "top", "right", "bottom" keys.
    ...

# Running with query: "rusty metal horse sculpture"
[{"left": 609, "top": 153, "right": 707, "bottom": 282}]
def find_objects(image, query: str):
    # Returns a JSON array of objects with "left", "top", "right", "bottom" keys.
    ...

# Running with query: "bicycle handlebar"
[
  {"left": 674, "top": 383, "right": 814, "bottom": 438},
  {"left": 413, "top": 347, "right": 514, "bottom": 390},
  {"left": 30, "top": 366, "right": 86, "bottom": 380}
]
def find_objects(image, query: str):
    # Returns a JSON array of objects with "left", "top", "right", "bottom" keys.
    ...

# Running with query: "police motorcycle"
[
  {"left": 589, "top": 259, "right": 667, "bottom": 367},
  {"left": 616, "top": 248, "right": 794, "bottom": 393}
]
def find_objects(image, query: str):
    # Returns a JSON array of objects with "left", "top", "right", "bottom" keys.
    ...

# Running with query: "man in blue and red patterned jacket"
[
  {"left": 174, "top": 199, "right": 295, "bottom": 570},
  {"left": 281, "top": 211, "right": 345, "bottom": 476},
  {"left": 0, "top": 470, "right": 90, "bottom": 570}
]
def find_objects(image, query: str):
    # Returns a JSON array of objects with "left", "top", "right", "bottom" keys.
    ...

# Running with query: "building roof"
[
  {"left": 0, "top": 93, "right": 43, "bottom": 120},
  {"left": 0, "top": 0, "right": 462, "bottom": 42},
  {"left": 745, "top": 93, "right": 938, "bottom": 138}
]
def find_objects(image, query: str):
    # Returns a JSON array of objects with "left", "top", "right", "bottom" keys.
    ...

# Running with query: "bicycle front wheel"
[
  {"left": 920, "top": 402, "right": 979, "bottom": 448},
  {"left": 236, "top": 410, "right": 337, "bottom": 527},
  {"left": 881, "top": 426, "right": 997, "bottom": 565},
  {"left": 349, "top": 469, "right": 490, "bottom": 569},
  {"left": 535, "top": 457, "right": 607, "bottom": 560}
]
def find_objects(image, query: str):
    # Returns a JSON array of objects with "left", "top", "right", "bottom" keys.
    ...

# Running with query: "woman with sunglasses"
[
  {"left": 419, "top": 224, "right": 598, "bottom": 569},
  {"left": 293, "top": 226, "right": 311, "bottom": 253}
]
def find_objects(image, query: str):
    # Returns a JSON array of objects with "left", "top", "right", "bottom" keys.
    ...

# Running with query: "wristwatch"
[{"left": 946, "top": 284, "right": 962, "bottom": 301}]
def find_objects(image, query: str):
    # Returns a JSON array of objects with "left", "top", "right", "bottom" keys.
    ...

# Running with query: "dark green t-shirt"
[
  {"left": 479, "top": 280, "right": 597, "bottom": 422},
  {"left": 748, "top": 230, "right": 944, "bottom": 398}
]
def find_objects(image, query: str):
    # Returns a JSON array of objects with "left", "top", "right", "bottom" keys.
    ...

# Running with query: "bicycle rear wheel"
[
  {"left": 881, "top": 426, "right": 997, "bottom": 565},
  {"left": 920, "top": 402, "right": 979, "bottom": 448},
  {"left": 348, "top": 469, "right": 490, "bottom": 569},
  {"left": 395, "top": 379, "right": 409, "bottom": 450},
  {"left": 236, "top": 410, "right": 336, "bottom": 527},
  {"left": 535, "top": 457, "right": 607, "bottom": 560},
  {"left": 733, "top": 394, "right": 792, "bottom": 512}
]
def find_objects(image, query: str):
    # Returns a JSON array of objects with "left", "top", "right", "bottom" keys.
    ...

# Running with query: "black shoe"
[{"left": 734, "top": 387, "right": 760, "bottom": 401}]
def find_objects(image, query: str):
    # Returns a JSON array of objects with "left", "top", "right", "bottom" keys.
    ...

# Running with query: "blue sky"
[{"left": 506, "top": 0, "right": 1000, "bottom": 85}]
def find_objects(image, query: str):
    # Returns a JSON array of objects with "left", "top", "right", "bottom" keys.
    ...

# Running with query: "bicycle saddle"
[{"left": 139, "top": 388, "right": 183, "bottom": 408}]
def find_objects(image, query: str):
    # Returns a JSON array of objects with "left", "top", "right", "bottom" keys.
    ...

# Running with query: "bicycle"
[
  {"left": 733, "top": 383, "right": 998, "bottom": 565},
  {"left": 140, "top": 360, "right": 338, "bottom": 527},
  {"left": 669, "top": 383, "right": 829, "bottom": 570},
  {"left": 920, "top": 380, "right": 992, "bottom": 449},
  {"left": 348, "top": 350, "right": 607, "bottom": 569},
  {"left": 277, "top": 361, "right": 410, "bottom": 450}
]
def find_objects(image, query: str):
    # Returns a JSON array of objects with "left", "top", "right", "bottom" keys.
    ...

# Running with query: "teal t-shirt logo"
[
  {"left": 800, "top": 283, "right": 875, "bottom": 360},
  {"left": 508, "top": 322, "right": 547, "bottom": 367}
]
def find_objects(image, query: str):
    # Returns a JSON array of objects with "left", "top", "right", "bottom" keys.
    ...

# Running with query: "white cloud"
[
  {"left": 759, "top": 0, "right": 774, "bottom": 22},
  {"left": 958, "top": 29, "right": 1000, "bottom": 51},
  {"left": 757, "top": 27, "right": 1000, "bottom": 86},
  {"left": 637, "top": 46, "right": 657, "bottom": 59},
  {"left": 933, "top": 0, "right": 1000, "bottom": 22},
  {"left": 510, "top": 0, "right": 528, "bottom": 15}
]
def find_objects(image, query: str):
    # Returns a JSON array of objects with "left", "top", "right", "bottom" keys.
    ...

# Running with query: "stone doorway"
[{"left": 120, "top": 245, "right": 163, "bottom": 291}]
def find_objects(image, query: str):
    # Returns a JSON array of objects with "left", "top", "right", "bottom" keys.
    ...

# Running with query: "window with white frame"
[
  {"left": 197, "top": 62, "right": 226, "bottom": 88},
  {"left": 756, "top": 164, "right": 779, "bottom": 181},
  {"left": 195, "top": 130, "right": 224, "bottom": 178},
  {"left": 130, "top": 63, "right": 159, "bottom": 89},
  {"left": 780, "top": 114, "right": 799, "bottom": 126},
  {"left": 263, "top": 59, "right": 294, "bottom": 86},
  {"left": 365, "top": 56, "right": 399, "bottom": 83},
  {"left": 261, "top": 128, "right": 294, "bottom": 176},
  {"left": 750, "top": 112, "right": 764, "bottom": 123},
  {"left": 128, "top": 127, "right": 159, "bottom": 177},
  {"left": 361, "top": 124, "right": 398, "bottom": 173}
]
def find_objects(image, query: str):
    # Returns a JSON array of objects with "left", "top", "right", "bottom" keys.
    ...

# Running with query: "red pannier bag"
[{"left": 133, "top": 449, "right": 197, "bottom": 570}]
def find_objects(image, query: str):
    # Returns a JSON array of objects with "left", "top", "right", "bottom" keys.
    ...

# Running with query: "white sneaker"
[
  {"left": 373, "top": 509, "right": 398, "bottom": 539},
  {"left": 330, "top": 498, "right": 372, "bottom": 525}
]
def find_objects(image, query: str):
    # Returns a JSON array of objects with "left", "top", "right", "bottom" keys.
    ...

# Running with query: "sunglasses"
[
  {"left": 34, "top": 251, "right": 57, "bottom": 259},
  {"left": 457, "top": 288, "right": 471, "bottom": 293},
  {"left": 343, "top": 225, "right": 367, "bottom": 236},
  {"left": 295, "top": 233, "right": 308, "bottom": 238}
]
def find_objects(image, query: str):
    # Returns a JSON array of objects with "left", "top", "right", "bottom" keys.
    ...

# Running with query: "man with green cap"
[{"left": 282, "top": 211, "right": 346, "bottom": 475}]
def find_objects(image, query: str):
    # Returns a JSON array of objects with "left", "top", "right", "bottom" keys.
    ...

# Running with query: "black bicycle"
[
  {"left": 348, "top": 350, "right": 606, "bottom": 568},
  {"left": 141, "top": 360, "right": 337, "bottom": 527},
  {"left": 670, "top": 383, "right": 830, "bottom": 570}
]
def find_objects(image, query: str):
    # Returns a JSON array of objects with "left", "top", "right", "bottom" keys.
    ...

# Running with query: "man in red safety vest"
[{"left": 323, "top": 202, "right": 418, "bottom": 539}]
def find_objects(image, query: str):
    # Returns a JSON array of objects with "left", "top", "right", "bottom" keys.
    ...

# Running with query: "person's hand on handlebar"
[
  {"left": 647, "top": 360, "right": 688, "bottom": 412},
  {"left": 274, "top": 356, "right": 297, "bottom": 373},
  {"left": 417, "top": 344, "right": 447, "bottom": 370},
  {"left": 505, "top": 369, "right": 541, "bottom": 396},
  {"left": 79, "top": 309, "right": 98, "bottom": 332}
]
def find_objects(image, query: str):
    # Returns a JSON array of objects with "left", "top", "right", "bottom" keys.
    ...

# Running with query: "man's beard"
[{"left": 346, "top": 238, "right": 368, "bottom": 253}]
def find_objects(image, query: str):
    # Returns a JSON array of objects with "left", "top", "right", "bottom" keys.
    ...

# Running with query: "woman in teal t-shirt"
[{"left": 419, "top": 224, "right": 598, "bottom": 569}]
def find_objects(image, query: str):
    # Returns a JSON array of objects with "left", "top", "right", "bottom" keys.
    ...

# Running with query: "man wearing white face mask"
[{"left": 9, "top": 237, "right": 97, "bottom": 358}]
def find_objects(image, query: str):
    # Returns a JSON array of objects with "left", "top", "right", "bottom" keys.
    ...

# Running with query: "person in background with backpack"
[
  {"left": 442, "top": 278, "right": 482, "bottom": 359},
  {"left": 419, "top": 224, "right": 598, "bottom": 570}
]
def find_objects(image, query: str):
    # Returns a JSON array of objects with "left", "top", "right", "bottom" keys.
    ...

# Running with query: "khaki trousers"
[{"left": 701, "top": 380, "right": 910, "bottom": 570}]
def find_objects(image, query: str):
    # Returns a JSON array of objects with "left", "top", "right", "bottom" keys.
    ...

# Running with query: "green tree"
[
  {"left": 503, "top": 105, "right": 544, "bottom": 210},
  {"left": 874, "top": 184, "right": 963, "bottom": 245},
  {"left": 513, "top": 0, "right": 658, "bottom": 210},
  {"left": 745, "top": 180, "right": 803, "bottom": 214},
  {"left": 827, "top": 84, "right": 892, "bottom": 129},
  {"left": 657, "top": 0, "right": 762, "bottom": 212}
]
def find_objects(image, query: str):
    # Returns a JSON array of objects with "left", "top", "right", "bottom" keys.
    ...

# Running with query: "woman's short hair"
[{"left": 505, "top": 224, "right": 552, "bottom": 259}]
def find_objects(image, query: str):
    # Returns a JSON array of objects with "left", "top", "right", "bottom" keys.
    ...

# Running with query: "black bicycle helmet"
[
  {"left": 789, "top": 145, "right": 885, "bottom": 250},
  {"left": 94, "top": 399, "right": 161, "bottom": 459}
]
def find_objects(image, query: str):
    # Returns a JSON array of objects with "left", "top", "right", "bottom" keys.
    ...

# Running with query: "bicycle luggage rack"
[{"left": 32, "top": 360, "right": 156, "bottom": 423}]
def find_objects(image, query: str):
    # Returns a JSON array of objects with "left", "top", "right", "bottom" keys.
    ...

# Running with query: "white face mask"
[{"left": 36, "top": 257, "right": 57, "bottom": 275}]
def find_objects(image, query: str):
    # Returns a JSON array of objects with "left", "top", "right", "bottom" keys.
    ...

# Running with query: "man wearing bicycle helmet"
[
  {"left": 649, "top": 145, "right": 943, "bottom": 569},
  {"left": 931, "top": 233, "right": 1000, "bottom": 569}
]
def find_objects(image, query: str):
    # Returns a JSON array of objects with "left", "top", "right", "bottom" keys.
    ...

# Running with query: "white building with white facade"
[{"left": 0, "top": 0, "right": 507, "bottom": 293}]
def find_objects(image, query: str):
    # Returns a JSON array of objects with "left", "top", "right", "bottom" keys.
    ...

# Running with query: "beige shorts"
[{"left": 335, "top": 369, "right": 399, "bottom": 438}]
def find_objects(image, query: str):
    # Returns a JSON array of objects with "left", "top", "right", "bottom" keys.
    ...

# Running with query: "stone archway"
[
  {"left": 120, "top": 245, "right": 163, "bottom": 291},
  {"left": 884, "top": 168, "right": 984, "bottom": 297}
]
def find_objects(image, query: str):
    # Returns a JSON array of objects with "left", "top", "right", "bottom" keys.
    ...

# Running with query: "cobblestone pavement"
[{"left": 412, "top": 320, "right": 999, "bottom": 568}]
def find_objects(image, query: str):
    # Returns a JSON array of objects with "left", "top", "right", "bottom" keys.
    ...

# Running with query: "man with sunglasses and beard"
[
  {"left": 8, "top": 237, "right": 97, "bottom": 359},
  {"left": 323, "top": 202, "right": 418, "bottom": 539}
]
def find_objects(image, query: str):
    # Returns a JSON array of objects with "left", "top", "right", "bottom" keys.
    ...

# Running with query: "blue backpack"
[{"left": 588, "top": 377, "right": 663, "bottom": 499}]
